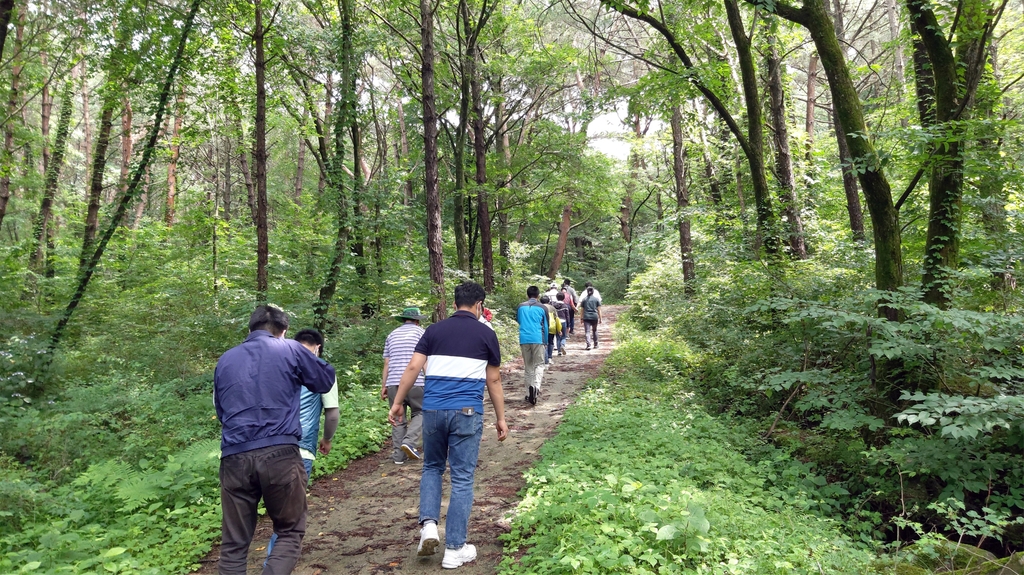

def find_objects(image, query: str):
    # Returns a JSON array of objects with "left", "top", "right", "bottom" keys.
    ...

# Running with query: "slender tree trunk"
[
  {"left": 909, "top": 20, "right": 936, "bottom": 126},
  {"left": 546, "top": 203, "right": 571, "bottom": 279},
  {"left": 470, "top": 44, "right": 493, "bottom": 291},
  {"left": 422, "top": 0, "right": 445, "bottom": 320},
  {"left": 119, "top": 99, "right": 133, "bottom": 197},
  {"left": 223, "top": 133, "right": 232, "bottom": 221},
  {"left": 41, "top": 54, "right": 52, "bottom": 177},
  {"left": 0, "top": 11, "right": 22, "bottom": 231},
  {"left": 724, "top": 0, "right": 778, "bottom": 257},
  {"left": 31, "top": 81, "right": 72, "bottom": 270},
  {"left": 671, "top": 106, "right": 695, "bottom": 286},
  {"left": 295, "top": 108, "right": 306, "bottom": 201},
  {"left": 805, "top": 53, "right": 818, "bottom": 162},
  {"left": 253, "top": 1, "right": 269, "bottom": 302},
  {"left": 48, "top": 0, "right": 201, "bottom": 362},
  {"left": 768, "top": 29, "right": 807, "bottom": 258},
  {"left": 828, "top": 0, "right": 866, "bottom": 242},
  {"left": 81, "top": 99, "right": 114, "bottom": 268},
  {"left": 165, "top": 86, "right": 185, "bottom": 225},
  {"left": 80, "top": 60, "right": 92, "bottom": 171},
  {"left": 132, "top": 163, "right": 148, "bottom": 228},
  {"left": 396, "top": 98, "right": 413, "bottom": 205}
]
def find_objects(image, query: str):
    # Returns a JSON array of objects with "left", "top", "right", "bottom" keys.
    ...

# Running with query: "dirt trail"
[{"left": 197, "top": 306, "right": 623, "bottom": 575}]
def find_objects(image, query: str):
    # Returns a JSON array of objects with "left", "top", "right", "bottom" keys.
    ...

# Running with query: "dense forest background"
[{"left": 0, "top": 0, "right": 1022, "bottom": 571}]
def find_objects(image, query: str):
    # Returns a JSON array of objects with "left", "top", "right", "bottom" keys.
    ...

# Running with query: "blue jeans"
[
  {"left": 265, "top": 458, "right": 313, "bottom": 563},
  {"left": 419, "top": 409, "right": 483, "bottom": 549},
  {"left": 557, "top": 332, "right": 566, "bottom": 351}
]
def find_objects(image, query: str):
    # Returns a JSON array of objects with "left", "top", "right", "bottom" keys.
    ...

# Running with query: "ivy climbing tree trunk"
[
  {"left": 769, "top": 0, "right": 903, "bottom": 304},
  {"left": 31, "top": 81, "right": 72, "bottom": 271},
  {"left": 906, "top": 0, "right": 992, "bottom": 308},
  {"left": 0, "top": 8, "right": 22, "bottom": 232},
  {"left": 829, "top": 0, "right": 866, "bottom": 242},
  {"left": 724, "top": 0, "right": 778, "bottom": 258},
  {"left": 47, "top": 0, "right": 201, "bottom": 365}
]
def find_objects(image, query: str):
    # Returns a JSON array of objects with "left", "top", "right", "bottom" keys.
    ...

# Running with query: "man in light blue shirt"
[{"left": 516, "top": 285, "right": 548, "bottom": 405}]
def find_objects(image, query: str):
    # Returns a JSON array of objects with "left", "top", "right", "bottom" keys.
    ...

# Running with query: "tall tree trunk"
[
  {"left": 313, "top": 0, "right": 357, "bottom": 329},
  {"left": 495, "top": 90, "right": 511, "bottom": 276},
  {"left": 768, "top": 28, "right": 808, "bottom": 258},
  {"left": 31, "top": 81, "right": 72, "bottom": 270},
  {"left": 80, "top": 60, "right": 92, "bottom": 170},
  {"left": 253, "top": 1, "right": 270, "bottom": 303},
  {"left": 41, "top": 53, "right": 52, "bottom": 177},
  {"left": 223, "top": 133, "right": 232, "bottom": 221},
  {"left": 546, "top": 203, "right": 571, "bottom": 279},
  {"left": 165, "top": 85, "right": 185, "bottom": 225},
  {"left": 470, "top": 43, "right": 493, "bottom": 291},
  {"left": 724, "top": 0, "right": 778, "bottom": 257},
  {"left": 671, "top": 106, "right": 695, "bottom": 286},
  {"left": 0, "top": 0, "right": 15, "bottom": 59},
  {"left": 805, "top": 53, "right": 818, "bottom": 162},
  {"left": 119, "top": 99, "right": 133, "bottom": 199},
  {"left": 81, "top": 99, "right": 114, "bottom": 269},
  {"left": 909, "top": 20, "right": 936, "bottom": 126},
  {"left": 396, "top": 97, "right": 413, "bottom": 205},
  {"left": 770, "top": 0, "right": 903, "bottom": 301},
  {"left": 834, "top": 113, "right": 865, "bottom": 240},
  {"left": 907, "top": 0, "right": 990, "bottom": 309},
  {"left": 886, "top": 0, "right": 906, "bottom": 91},
  {"left": 0, "top": 10, "right": 22, "bottom": 231},
  {"left": 422, "top": 0, "right": 445, "bottom": 320},
  {"left": 48, "top": 0, "right": 200, "bottom": 362},
  {"left": 620, "top": 114, "right": 641, "bottom": 243},
  {"left": 295, "top": 108, "right": 306, "bottom": 201},
  {"left": 453, "top": 0, "right": 473, "bottom": 273},
  {"left": 827, "top": 0, "right": 866, "bottom": 242}
]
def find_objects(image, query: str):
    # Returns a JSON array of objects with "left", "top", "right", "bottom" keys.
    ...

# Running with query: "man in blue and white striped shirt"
[
  {"left": 381, "top": 307, "right": 427, "bottom": 464},
  {"left": 388, "top": 281, "right": 508, "bottom": 569}
]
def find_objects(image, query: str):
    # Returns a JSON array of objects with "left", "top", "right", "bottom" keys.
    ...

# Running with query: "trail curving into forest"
[{"left": 196, "top": 306, "right": 625, "bottom": 575}]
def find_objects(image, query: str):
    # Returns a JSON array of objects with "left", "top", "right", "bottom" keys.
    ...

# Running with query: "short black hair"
[
  {"left": 585, "top": 281, "right": 593, "bottom": 288},
  {"left": 454, "top": 281, "right": 486, "bottom": 308},
  {"left": 557, "top": 292, "right": 565, "bottom": 300},
  {"left": 526, "top": 285, "right": 539, "bottom": 298},
  {"left": 249, "top": 305, "right": 289, "bottom": 336},
  {"left": 540, "top": 295, "right": 550, "bottom": 304},
  {"left": 293, "top": 328, "right": 324, "bottom": 356},
  {"left": 563, "top": 279, "right": 571, "bottom": 286}
]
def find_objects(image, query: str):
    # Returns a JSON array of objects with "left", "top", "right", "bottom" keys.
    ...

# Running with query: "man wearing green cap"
[{"left": 381, "top": 307, "right": 428, "bottom": 464}]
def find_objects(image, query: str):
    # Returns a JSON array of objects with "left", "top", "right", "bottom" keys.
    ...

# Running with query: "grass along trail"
[{"left": 195, "top": 306, "right": 624, "bottom": 574}]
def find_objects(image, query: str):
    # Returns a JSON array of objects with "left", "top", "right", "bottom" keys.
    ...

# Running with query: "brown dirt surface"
[{"left": 195, "top": 306, "right": 624, "bottom": 575}]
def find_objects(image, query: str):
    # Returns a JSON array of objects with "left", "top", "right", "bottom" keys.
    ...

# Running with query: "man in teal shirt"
[{"left": 516, "top": 285, "right": 548, "bottom": 405}]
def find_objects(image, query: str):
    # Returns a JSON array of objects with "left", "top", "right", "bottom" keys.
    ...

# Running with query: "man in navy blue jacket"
[{"left": 214, "top": 305, "right": 336, "bottom": 575}]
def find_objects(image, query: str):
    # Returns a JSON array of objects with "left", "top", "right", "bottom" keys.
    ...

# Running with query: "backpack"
[
  {"left": 546, "top": 306, "right": 562, "bottom": 334},
  {"left": 553, "top": 301, "right": 570, "bottom": 324},
  {"left": 561, "top": 288, "right": 574, "bottom": 308}
]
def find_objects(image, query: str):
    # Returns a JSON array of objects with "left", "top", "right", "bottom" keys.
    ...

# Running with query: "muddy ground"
[{"left": 195, "top": 306, "right": 622, "bottom": 575}]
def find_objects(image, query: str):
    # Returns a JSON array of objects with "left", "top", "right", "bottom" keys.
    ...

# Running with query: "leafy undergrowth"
[
  {"left": 0, "top": 387, "right": 387, "bottom": 574},
  {"left": 500, "top": 336, "right": 878, "bottom": 574}
]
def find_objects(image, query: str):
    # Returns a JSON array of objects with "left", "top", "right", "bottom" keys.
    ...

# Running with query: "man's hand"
[
  {"left": 388, "top": 403, "right": 405, "bottom": 426},
  {"left": 318, "top": 438, "right": 332, "bottom": 455},
  {"left": 495, "top": 418, "right": 509, "bottom": 442},
  {"left": 380, "top": 385, "right": 388, "bottom": 400}
]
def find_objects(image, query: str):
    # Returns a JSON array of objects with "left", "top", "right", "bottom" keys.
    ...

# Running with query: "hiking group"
[{"left": 212, "top": 278, "right": 602, "bottom": 574}]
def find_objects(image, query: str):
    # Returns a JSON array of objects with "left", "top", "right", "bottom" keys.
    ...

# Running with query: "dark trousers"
[
  {"left": 567, "top": 308, "right": 576, "bottom": 333},
  {"left": 583, "top": 319, "right": 599, "bottom": 347},
  {"left": 219, "top": 444, "right": 307, "bottom": 575}
]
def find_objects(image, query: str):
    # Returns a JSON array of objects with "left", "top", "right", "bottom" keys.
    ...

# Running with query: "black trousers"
[{"left": 219, "top": 444, "right": 307, "bottom": 575}]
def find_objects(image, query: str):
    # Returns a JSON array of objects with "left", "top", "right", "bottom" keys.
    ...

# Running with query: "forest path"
[{"left": 197, "top": 305, "right": 624, "bottom": 575}]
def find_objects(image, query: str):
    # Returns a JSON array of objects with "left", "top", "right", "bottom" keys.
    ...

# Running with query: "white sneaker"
[
  {"left": 441, "top": 544, "right": 477, "bottom": 569},
  {"left": 417, "top": 522, "right": 440, "bottom": 556}
]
